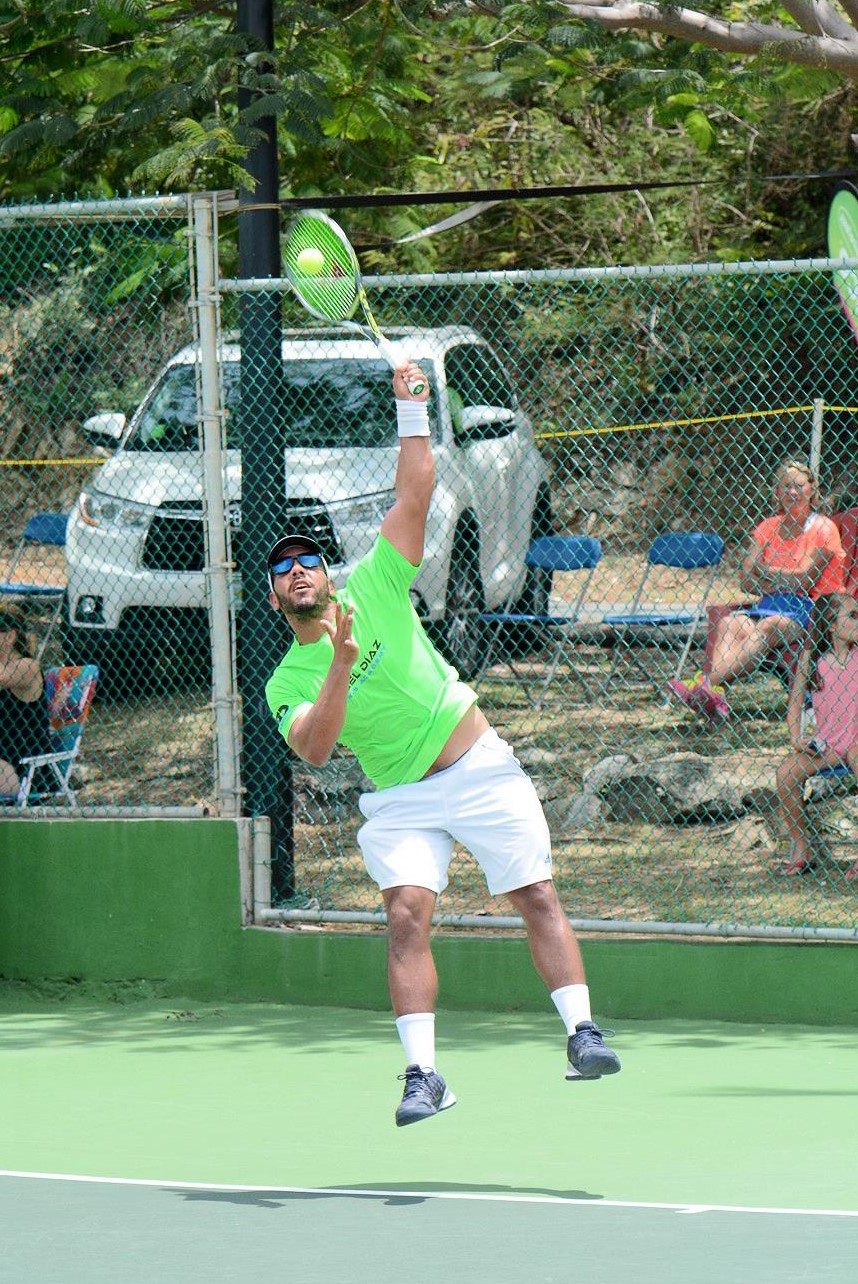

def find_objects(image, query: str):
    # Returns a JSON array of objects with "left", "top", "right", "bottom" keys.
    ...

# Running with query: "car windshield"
[{"left": 124, "top": 358, "right": 437, "bottom": 451}]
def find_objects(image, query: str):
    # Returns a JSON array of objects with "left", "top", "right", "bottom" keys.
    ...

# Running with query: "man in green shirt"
[{"left": 266, "top": 360, "right": 620, "bottom": 1126}]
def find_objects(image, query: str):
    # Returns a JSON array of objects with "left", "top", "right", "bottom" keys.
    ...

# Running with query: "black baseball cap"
[{"left": 266, "top": 533, "right": 327, "bottom": 588}]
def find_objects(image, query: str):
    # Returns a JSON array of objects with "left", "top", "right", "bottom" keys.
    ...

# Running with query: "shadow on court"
[
  {"left": 175, "top": 1181, "right": 601, "bottom": 1206},
  {"left": 2, "top": 1173, "right": 857, "bottom": 1284}
]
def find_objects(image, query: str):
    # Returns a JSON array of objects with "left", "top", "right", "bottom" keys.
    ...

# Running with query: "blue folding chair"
[
  {"left": 0, "top": 512, "right": 69, "bottom": 659},
  {"left": 600, "top": 531, "right": 725, "bottom": 695},
  {"left": 478, "top": 535, "right": 602, "bottom": 707}
]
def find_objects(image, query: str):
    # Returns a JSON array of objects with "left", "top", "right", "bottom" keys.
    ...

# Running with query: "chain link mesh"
[
  {"left": 261, "top": 264, "right": 858, "bottom": 933},
  {"left": 3, "top": 195, "right": 858, "bottom": 933},
  {"left": 0, "top": 198, "right": 216, "bottom": 811}
]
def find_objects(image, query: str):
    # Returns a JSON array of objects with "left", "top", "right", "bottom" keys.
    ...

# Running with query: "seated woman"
[
  {"left": 668, "top": 458, "right": 845, "bottom": 721},
  {"left": 0, "top": 603, "right": 51, "bottom": 796},
  {"left": 775, "top": 591, "right": 858, "bottom": 878}
]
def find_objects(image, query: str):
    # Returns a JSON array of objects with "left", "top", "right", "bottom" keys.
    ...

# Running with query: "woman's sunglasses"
[{"left": 270, "top": 552, "right": 324, "bottom": 576}]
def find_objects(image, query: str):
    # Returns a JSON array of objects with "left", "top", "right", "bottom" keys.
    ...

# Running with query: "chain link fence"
[
  {"left": 0, "top": 196, "right": 214, "bottom": 814},
  {"left": 3, "top": 194, "right": 858, "bottom": 937}
]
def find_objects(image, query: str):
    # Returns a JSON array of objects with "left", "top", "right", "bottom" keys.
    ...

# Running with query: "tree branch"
[
  {"left": 780, "top": 0, "right": 855, "bottom": 41},
  {"left": 557, "top": 2, "right": 858, "bottom": 79}
]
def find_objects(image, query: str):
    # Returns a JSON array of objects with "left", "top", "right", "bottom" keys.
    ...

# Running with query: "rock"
[
  {"left": 517, "top": 745, "right": 560, "bottom": 770},
  {"left": 583, "top": 752, "right": 748, "bottom": 824},
  {"left": 581, "top": 754, "right": 636, "bottom": 794},
  {"left": 295, "top": 757, "right": 370, "bottom": 812},
  {"left": 545, "top": 791, "right": 603, "bottom": 833},
  {"left": 742, "top": 786, "right": 778, "bottom": 815}
]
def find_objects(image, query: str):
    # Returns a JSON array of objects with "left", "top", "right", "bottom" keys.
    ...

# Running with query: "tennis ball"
[{"left": 296, "top": 247, "right": 325, "bottom": 275}]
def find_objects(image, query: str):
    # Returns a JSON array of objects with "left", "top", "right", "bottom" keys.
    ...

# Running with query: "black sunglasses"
[{"left": 270, "top": 552, "right": 324, "bottom": 576}]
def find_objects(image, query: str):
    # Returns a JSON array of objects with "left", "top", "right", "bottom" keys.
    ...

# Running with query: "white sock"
[
  {"left": 550, "top": 984, "right": 592, "bottom": 1034},
  {"left": 395, "top": 1012, "right": 436, "bottom": 1070}
]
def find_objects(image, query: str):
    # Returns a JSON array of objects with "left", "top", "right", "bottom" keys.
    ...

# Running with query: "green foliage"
[
  {"left": 132, "top": 119, "right": 256, "bottom": 191},
  {"left": 0, "top": 0, "right": 855, "bottom": 269}
]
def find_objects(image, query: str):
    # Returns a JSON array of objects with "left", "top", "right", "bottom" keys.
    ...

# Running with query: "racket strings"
[{"left": 285, "top": 216, "right": 359, "bottom": 323}]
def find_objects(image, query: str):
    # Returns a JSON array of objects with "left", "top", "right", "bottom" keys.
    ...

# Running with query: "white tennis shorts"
[{"left": 357, "top": 728, "right": 552, "bottom": 896}]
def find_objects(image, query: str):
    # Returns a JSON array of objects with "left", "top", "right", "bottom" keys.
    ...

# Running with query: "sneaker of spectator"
[{"left": 666, "top": 670, "right": 730, "bottom": 722}]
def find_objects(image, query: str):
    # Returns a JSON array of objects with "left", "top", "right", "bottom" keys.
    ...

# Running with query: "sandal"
[{"left": 777, "top": 850, "right": 817, "bottom": 877}]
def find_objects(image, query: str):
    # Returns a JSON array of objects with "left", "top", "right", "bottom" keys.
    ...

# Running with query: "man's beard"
[{"left": 278, "top": 584, "right": 331, "bottom": 620}]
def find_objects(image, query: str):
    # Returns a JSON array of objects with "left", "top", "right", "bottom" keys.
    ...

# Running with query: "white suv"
[{"left": 64, "top": 326, "right": 552, "bottom": 689}]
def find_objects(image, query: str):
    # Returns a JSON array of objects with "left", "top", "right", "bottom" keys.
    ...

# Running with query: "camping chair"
[
  {"left": 478, "top": 535, "right": 602, "bottom": 708},
  {"left": 600, "top": 531, "right": 725, "bottom": 695},
  {"left": 834, "top": 506, "right": 858, "bottom": 595},
  {"left": 2, "top": 664, "right": 99, "bottom": 808},
  {"left": 701, "top": 504, "right": 858, "bottom": 693},
  {"left": 704, "top": 600, "right": 808, "bottom": 692},
  {"left": 0, "top": 512, "right": 69, "bottom": 659}
]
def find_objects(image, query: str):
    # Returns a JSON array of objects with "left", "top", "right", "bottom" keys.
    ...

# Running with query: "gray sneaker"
[
  {"left": 566, "top": 1021, "right": 621, "bottom": 1080},
  {"left": 395, "top": 1064, "right": 457, "bottom": 1127}
]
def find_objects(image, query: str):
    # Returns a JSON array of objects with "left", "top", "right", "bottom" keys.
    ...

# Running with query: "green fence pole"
[{"left": 236, "top": 0, "right": 294, "bottom": 899}]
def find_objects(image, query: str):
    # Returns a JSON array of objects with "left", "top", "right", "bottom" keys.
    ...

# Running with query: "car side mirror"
[
  {"left": 457, "top": 405, "right": 516, "bottom": 443},
  {"left": 82, "top": 412, "right": 127, "bottom": 448}
]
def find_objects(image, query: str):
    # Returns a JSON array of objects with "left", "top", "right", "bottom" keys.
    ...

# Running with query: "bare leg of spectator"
[{"left": 709, "top": 614, "right": 803, "bottom": 687}]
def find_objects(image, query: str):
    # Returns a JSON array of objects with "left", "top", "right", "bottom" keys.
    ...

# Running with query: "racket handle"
[{"left": 376, "top": 335, "right": 426, "bottom": 397}]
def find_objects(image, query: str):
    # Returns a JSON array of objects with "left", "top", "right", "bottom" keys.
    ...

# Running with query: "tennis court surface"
[{"left": 0, "top": 994, "right": 855, "bottom": 1282}]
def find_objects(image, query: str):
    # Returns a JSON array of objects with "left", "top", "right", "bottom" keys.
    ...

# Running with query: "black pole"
[{"left": 236, "top": 0, "right": 294, "bottom": 899}]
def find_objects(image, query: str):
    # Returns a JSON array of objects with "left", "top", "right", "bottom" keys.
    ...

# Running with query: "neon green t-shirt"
[{"left": 265, "top": 535, "right": 477, "bottom": 789}]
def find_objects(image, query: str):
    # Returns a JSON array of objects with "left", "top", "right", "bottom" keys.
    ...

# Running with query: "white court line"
[{"left": 0, "top": 1170, "right": 856, "bottom": 1219}]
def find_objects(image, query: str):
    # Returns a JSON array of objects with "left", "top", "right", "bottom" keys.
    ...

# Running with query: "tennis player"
[{"left": 265, "top": 360, "right": 620, "bottom": 1126}]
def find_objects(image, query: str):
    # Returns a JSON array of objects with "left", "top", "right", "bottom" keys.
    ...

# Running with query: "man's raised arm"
[{"left": 380, "top": 362, "right": 434, "bottom": 568}]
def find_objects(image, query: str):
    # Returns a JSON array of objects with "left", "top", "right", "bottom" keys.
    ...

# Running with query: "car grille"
[
  {"left": 141, "top": 503, "right": 206, "bottom": 572},
  {"left": 140, "top": 500, "right": 342, "bottom": 573}
]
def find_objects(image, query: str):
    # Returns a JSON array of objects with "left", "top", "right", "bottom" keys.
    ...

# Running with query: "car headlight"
[
  {"left": 77, "top": 490, "right": 154, "bottom": 530},
  {"left": 327, "top": 490, "right": 396, "bottom": 527}
]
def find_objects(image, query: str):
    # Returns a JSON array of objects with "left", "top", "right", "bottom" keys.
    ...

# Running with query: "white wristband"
[{"left": 396, "top": 400, "right": 430, "bottom": 437}]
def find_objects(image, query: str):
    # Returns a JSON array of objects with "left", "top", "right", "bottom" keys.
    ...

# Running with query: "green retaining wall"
[{"left": 0, "top": 818, "right": 856, "bottom": 1024}]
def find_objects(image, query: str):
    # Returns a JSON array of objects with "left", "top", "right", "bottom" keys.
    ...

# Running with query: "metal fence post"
[
  {"left": 811, "top": 397, "right": 824, "bottom": 479},
  {"left": 191, "top": 191, "right": 241, "bottom": 817}
]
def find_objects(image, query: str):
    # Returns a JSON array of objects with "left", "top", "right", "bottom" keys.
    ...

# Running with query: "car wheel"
[
  {"left": 508, "top": 491, "right": 554, "bottom": 653},
  {"left": 441, "top": 539, "right": 485, "bottom": 680},
  {"left": 62, "top": 596, "right": 212, "bottom": 701},
  {"left": 514, "top": 554, "right": 551, "bottom": 618}
]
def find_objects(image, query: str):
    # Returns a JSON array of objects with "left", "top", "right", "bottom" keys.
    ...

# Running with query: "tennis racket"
[
  {"left": 828, "top": 183, "right": 858, "bottom": 345},
  {"left": 284, "top": 210, "right": 426, "bottom": 396}
]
